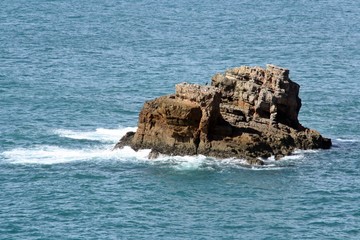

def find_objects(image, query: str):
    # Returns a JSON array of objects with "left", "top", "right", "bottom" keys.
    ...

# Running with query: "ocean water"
[{"left": 1, "top": 0, "right": 359, "bottom": 239}]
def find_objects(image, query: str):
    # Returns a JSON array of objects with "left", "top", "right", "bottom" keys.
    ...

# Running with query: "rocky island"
[{"left": 115, "top": 64, "right": 331, "bottom": 165}]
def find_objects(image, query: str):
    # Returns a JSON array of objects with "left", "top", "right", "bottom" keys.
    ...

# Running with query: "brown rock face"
[
  {"left": 212, "top": 64, "right": 302, "bottom": 129},
  {"left": 115, "top": 65, "right": 331, "bottom": 164}
]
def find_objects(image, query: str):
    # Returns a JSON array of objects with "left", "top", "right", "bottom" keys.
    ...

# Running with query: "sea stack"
[{"left": 115, "top": 64, "right": 331, "bottom": 165}]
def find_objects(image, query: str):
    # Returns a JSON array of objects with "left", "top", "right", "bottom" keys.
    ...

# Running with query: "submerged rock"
[{"left": 114, "top": 65, "right": 331, "bottom": 164}]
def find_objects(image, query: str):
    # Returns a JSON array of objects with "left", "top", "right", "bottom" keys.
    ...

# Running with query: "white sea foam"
[
  {"left": 220, "top": 157, "right": 249, "bottom": 167},
  {"left": 2, "top": 124, "right": 317, "bottom": 169},
  {"left": 263, "top": 149, "right": 319, "bottom": 162},
  {"left": 2, "top": 145, "right": 150, "bottom": 165},
  {"left": 1, "top": 126, "right": 147, "bottom": 164},
  {"left": 221, "top": 157, "right": 288, "bottom": 170},
  {"left": 280, "top": 154, "right": 304, "bottom": 161},
  {"left": 1, "top": 145, "right": 301, "bottom": 170},
  {"left": 149, "top": 155, "right": 285, "bottom": 171},
  {"left": 54, "top": 127, "right": 137, "bottom": 143},
  {"left": 335, "top": 138, "right": 359, "bottom": 143},
  {"left": 1, "top": 145, "right": 209, "bottom": 167},
  {"left": 152, "top": 154, "right": 210, "bottom": 171}
]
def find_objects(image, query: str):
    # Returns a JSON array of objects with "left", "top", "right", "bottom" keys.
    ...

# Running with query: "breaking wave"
[
  {"left": 2, "top": 127, "right": 143, "bottom": 165},
  {"left": 2, "top": 148, "right": 313, "bottom": 171},
  {"left": 2, "top": 146, "right": 151, "bottom": 165},
  {"left": 54, "top": 127, "right": 137, "bottom": 143},
  {"left": 0, "top": 126, "right": 321, "bottom": 170},
  {"left": 335, "top": 138, "right": 359, "bottom": 143}
]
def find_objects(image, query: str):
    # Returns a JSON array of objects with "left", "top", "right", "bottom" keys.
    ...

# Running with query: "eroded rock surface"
[{"left": 115, "top": 65, "right": 331, "bottom": 164}]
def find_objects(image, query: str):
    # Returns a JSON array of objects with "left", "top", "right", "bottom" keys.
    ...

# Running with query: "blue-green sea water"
[{"left": 1, "top": 0, "right": 360, "bottom": 239}]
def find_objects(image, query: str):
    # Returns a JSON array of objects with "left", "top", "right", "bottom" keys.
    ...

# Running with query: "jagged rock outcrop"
[
  {"left": 213, "top": 64, "right": 302, "bottom": 129},
  {"left": 115, "top": 64, "right": 331, "bottom": 165}
]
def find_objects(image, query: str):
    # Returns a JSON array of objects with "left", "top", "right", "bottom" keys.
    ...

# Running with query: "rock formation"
[{"left": 115, "top": 64, "right": 331, "bottom": 165}]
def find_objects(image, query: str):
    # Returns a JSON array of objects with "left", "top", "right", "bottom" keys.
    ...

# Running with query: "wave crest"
[
  {"left": 54, "top": 127, "right": 137, "bottom": 143},
  {"left": 1, "top": 127, "right": 320, "bottom": 170},
  {"left": 2, "top": 145, "right": 150, "bottom": 165}
]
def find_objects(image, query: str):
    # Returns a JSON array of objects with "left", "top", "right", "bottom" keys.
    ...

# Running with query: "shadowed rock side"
[{"left": 115, "top": 65, "right": 331, "bottom": 165}]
